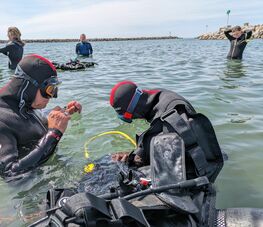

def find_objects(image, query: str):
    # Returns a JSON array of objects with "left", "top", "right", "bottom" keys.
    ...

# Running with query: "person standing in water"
[
  {"left": 75, "top": 34, "right": 93, "bottom": 57},
  {"left": 0, "top": 27, "right": 25, "bottom": 70},
  {"left": 0, "top": 54, "right": 82, "bottom": 181},
  {"left": 224, "top": 26, "right": 252, "bottom": 60}
]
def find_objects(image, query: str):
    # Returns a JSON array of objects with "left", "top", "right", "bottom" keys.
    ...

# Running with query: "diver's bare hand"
[
  {"left": 111, "top": 152, "right": 130, "bottom": 162},
  {"left": 66, "top": 101, "right": 82, "bottom": 114},
  {"left": 48, "top": 106, "right": 71, "bottom": 134}
]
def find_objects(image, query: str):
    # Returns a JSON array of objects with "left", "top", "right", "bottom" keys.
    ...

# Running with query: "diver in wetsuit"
[
  {"left": 224, "top": 26, "right": 252, "bottom": 60},
  {"left": 110, "top": 81, "right": 195, "bottom": 165},
  {"left": 75, "top": 34, "right": 93, "bottom": 57},
  {"left": 110, "top": 81, "right": 223, "bottom": 181},
  {"left": 0, "top": 54, "right": 82, "bottom": 181},
  {"left": 0, "top": 27, "right": 25, "bottom": 70}
]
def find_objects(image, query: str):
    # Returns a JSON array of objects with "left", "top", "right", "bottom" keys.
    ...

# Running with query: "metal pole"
[{"left": 226, "top": 10, "right": 231, "bottom": 27}]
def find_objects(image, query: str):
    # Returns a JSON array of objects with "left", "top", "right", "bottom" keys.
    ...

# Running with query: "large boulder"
[{"left": 198, "top": 24, "right": 263, "bottom": 40}]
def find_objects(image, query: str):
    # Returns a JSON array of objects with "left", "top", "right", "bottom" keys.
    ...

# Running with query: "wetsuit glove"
[{"left": 127, "top": 150, "right": 136, "bottom": 167}]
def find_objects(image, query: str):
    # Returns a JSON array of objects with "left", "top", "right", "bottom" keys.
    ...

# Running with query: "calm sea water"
[{"left": 0, "top": 39, "right": 263, "bottom": 226}]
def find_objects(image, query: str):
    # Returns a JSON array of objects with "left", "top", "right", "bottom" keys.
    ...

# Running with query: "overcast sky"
[{"left": 0, "top": 0, "right": 262, "bottom": 39}]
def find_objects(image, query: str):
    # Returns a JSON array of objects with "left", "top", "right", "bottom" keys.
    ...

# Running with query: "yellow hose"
[{"left": 83, "top": 131, "right": 136, "bottom": 173}]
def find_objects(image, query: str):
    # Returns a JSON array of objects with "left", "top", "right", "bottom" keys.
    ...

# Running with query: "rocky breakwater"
[
  {"left": 198, "top": 23, "right": 263, "bottom": 40},
  {"left": 0, "top": 36, "right": 178, "bottom": 44}
]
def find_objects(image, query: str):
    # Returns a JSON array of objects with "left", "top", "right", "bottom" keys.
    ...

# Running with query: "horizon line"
[{"left": 0, "top": 36, "right": 185, "bottom": 43}]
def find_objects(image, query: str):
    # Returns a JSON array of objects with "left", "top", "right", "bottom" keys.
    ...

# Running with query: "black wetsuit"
[
  {"left": 0, "top": 40, "right": 24, "bottom": 69},
  {"left": 0, "top": 78, "right": 62, "bottom": 180},
  {"left": 224, "top": 30, "right": 252, "bottom": 60},
  {"left": 130, "top": 89, "right": 196, "bottom": 166}
]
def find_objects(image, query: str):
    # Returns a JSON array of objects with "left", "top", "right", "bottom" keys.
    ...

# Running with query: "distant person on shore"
[
  {"left": 224, "top": 26, "right": 252, "bottom": 60},
  {"left": 0, "top": 27, "right": 25, "bottom": 70},
  {"left": 75, "top": 34, "right": 93, "bottom": 57}
]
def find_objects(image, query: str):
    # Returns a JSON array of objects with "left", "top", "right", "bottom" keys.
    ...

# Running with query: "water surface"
[{"left": 0, "top": 39, "right": 263, "bottom": 226}]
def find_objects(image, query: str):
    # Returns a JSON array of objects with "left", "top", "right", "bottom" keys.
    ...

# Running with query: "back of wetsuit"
[
  {"left": 132, "top": 89, "right": 196, "bottom": 166},
  {"left": 0, "top": 41, "right": 24, "bottom": 69}
]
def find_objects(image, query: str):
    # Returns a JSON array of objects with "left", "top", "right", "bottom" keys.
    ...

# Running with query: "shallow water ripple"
[{"left": 0, "top": 39, "right": 263, "bottom": 225}]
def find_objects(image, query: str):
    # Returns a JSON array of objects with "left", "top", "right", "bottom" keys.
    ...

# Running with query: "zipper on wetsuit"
[
  {"left": 231, "top": 39, "right": 237, "bottom": 59},
  {"left": 28, "top": 111, "right": 48, "bottom": 132}
]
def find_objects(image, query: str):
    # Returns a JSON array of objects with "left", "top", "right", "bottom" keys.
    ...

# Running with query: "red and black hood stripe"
[
  {"left": 110, "top": 81, "right": 137, "bottom": 114},
  {"left": 109, "top": 81, "right": 160, "bottom": 119}
]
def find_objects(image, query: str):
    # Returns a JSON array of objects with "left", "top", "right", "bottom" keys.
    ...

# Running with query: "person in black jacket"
[
  {"left": 109, "top": 81, "right": 196, "bottom": 166},
  {"left": 0, "top": 27, "right": 25, "bottom": 70},
  {"left": 224, "top": 26, "right": 252, "bottom": 60},
  {"left": 109, "top": 81, "right": 224, "bottom": 182},
  {"left": 0, "top": 54, "right": 82, "bottom": 181}
]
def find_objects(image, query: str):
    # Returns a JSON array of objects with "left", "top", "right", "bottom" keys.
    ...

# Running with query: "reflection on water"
[
  {"left": 0, "top": 68, "right": 14, "bottom": 83},
  {"left": 223, "top": 59, "right": 246, "bottom": 79},
  {"left": 218, "top": 59, "right": 248, "bottom": 90},
  {"left": 0, "top": 39, "right": 263, "bottom": 226}
]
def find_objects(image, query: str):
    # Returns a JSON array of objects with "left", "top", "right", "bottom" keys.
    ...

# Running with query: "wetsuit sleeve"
[
  {"left": 0, "top": 45, "right": 10, "bottom": 55},
  {"left": 75, "top": 43, "right": 80, "bottom": 55},
  {"left": 128, "top": 147, "right": 144, "bottom": 167},
  {"left": 224, "top": 30, "right": 235, "bottom": 41},
  {"left": 128, "top": 139, "right": 150, "bottom": 167},
  {"left": 245, "top": 30, "right": 253, "bottom": 39},
  {"left": 0, "top": 125, "right": 62, "bottom": 178}
]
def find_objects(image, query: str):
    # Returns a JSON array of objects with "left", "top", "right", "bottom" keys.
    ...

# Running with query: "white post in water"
[{"left": 226, "top": 10, "right": 231, "bottom": 26}]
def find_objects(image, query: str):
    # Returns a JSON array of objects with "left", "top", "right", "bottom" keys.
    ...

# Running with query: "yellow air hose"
[{"left": 83, "top": 131, "right": 136, "bottom": 173}]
